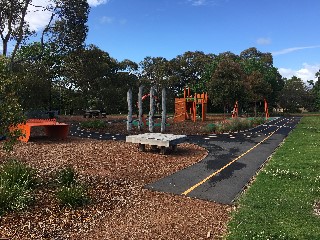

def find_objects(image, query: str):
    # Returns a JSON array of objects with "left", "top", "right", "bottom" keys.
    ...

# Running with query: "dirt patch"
[{"left": 0, "top": 137, "right": 231, "bottom": 239}]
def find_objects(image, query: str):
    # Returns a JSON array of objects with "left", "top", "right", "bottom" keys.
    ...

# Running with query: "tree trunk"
[
  {"left": 10, "top": 0, "right": 31, "bottom": 66},
  {"left": 149, "top": 86, "right": 155, "bottom": 132},
  {"left": 161, "top": 87, "right": 166, "bottom": 133},
  {"left": 127, "top": 88, "right": 132, "bottom": 132},
  {"left": 138, "top": 85, "right": 143, "bottom": 131}
]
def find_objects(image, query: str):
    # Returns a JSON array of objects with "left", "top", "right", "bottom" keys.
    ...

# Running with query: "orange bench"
[{"left": 15, "top": 118, "right": 69, "bottom": 142}]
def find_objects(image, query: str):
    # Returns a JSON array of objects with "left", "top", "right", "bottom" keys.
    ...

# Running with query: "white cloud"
[
  {"left": 25, "top": 0, "right": 52, "bottom": 31},
  {"left": 272, "top": 45, "right": 320, "bottom": 56},
  {"left": 189, "top": 0, "right": 207, "bottom": 6},
  {"left": 100, "top": 16, "right": 114, "bottom": 24},
  {"left": 87, "top": 0, "right": 110, "bottom": 7},
  {"left": 187, "top": 0, "right": 228, "bottom": 6},
  {"left": 188, "top": 0, "right": 222, "bottom": 6},
  {"left": 100, "top": 16, "right": 127, "bottom": 25},
  {"left": 279, "top": 63, "right": 320, "bottom": 82},
  {"left": 24, "top": 0, "right": 110, "bottom": 32},
  {"left": 256, "top": 37, "right": 271, "bottom": 45}
]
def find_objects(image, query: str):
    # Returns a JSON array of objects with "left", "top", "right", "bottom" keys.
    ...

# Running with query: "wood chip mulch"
[{"left": 0, "top": 117, "right": 232, "bottom": 239}]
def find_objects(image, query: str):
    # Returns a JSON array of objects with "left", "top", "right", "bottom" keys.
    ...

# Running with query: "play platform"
[{"left": 126, "top": 133, "right": 187, "bottom": 154}]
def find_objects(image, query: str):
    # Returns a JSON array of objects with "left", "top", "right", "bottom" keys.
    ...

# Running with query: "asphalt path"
[
  {"left": 69, "top": 117, "right": 301, "bottom": 205},
  {"left": 145, "top": 116, "right": 302, "bottom": 205}
]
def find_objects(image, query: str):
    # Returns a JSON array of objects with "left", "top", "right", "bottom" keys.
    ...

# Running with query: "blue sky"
[
  {"left": 3, "top": 0, "right": 320, "bottom": 82},
  {"left": 86, "top": 0, "right": 320, "bottom": 81}
]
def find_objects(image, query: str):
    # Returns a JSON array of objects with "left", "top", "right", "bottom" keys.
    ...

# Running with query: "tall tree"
[
  {"left": 139, "top": 56, "right": 170, "bottom": 89},
  {"left": 12, "top": 42, "right": 57, "bottom": 111},
  {"left": 206, "top": 56, "right": 245, "bottom": 113},
  {"left": 63, "top": 45, "right": 117, "bottom": 111},
  {"left": 0, "top": 0, "right": 33, "bottom": 61},
  {"left": 0, "top": 56, "right": 24, "bottom": 151},
  {"left": 170, "top": 51, "right": 215, "bottom": 94},
  {"left": 279, "top": 76, "right": 309, "bottom": 112},
  {"left": 308, "top": 70, "right": 320, "bottom": 111},
  {"left": 244, "top": 70, "right": 271, "bottom": 116},
  {"left": 49, "top": 0, "right": 89, "bottom": 54},
  {"left": 240, "top": 47, "right": 283, "bottom": 108}
]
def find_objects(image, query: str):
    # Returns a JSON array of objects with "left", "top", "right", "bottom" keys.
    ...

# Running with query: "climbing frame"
[{"left": 174, "top": 88, "right": 208, "bottom": 123}]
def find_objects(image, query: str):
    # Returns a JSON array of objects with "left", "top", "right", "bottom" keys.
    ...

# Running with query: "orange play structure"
[
  {"left": 231, "top": 99, "right": 269, "bottom": 119},
  {"left": 232, "top": 101, "right": 239, "bottom": 118},
  {"left": 174, "top": 87, "right": 208, "bottom": 122},
  {"left": 264, "top": 98, "right": 269, "bottom": 119},
  {"left": 14, "top": 118, "right": 69, "bottom": 142}
]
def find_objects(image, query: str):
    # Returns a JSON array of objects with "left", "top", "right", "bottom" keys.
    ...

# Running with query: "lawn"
[{"left": 226, "top": 116, "right": 320, "bottom": 239}]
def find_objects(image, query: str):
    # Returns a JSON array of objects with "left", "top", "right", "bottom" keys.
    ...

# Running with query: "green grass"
[{"left": 226, "top": 116, "right": 320, "bottom": 239}]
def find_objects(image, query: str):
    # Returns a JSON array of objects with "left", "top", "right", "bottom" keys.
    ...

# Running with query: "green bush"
[
  {"left": 0, "top": 160, "right": 36, "bottom": 188},
  {"left": 80, "top": 120, "right": 106, "bottom": 129},
  {"left": 56, "top": 184, "right": 89, "bottom": 208},
  {"left": 207, "top": 117, "right": 267, "bottom": 133},
  {"left": 55, "top": 166, "right": 89, "bottom": 208},
  {"left": 0, "top": 180, "right": 34, "bottom": 214},
  {"left": 0, "top": 160, "right": 36, "bottom": 215},
  {"left": 204, "top": 123, "right": 217, "bottom": 133},
  {"left": 251, "top": 117, "right": 266, "bottom": 126},
  {"left": 57, "top": 166, "right": 76, "bottom": 187}
]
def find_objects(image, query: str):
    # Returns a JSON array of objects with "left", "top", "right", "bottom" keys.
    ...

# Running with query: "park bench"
[
  {"left": 126, "top": 133, "right": 187, "bottom": 154},
  {"left": 83, "top": 110, "right": 107, "bottom": 118},
  {"left": 14, "top": 118, "right": 69, "bottom": 142}
]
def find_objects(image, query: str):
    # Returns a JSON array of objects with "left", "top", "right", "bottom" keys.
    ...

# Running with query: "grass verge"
[{"left": 226, "top": 116, "right": 320, "bottom": 239}]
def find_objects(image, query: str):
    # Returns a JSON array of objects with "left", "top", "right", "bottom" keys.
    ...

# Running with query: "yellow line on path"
[{"left": 182, "top": 128, "right": 279, "bottom": 196}]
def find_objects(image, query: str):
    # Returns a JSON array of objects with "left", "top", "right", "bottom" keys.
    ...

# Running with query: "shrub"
[
  {"left": 251, "top": 117, "right": 266, "bottom": 126},
  {"left": 204, "top": 123, "right": 217, "bottom": 133},
  {"left": 210, "top": 117, "right": 267, "bottom": 133},
  {"left": 0, "top": 160, "right": 36, "bottom": 214},
  {"left": 56, "top": 184, "right": 89, "bottom": 208},
  {"left": 55, "top": 166, "right": 89, "bottom": 208},
  {"left": 0, "top": 180, "right": 34, "bottom": 214},
  {"left": 80, "top": 120, "right": 106, "bottom": 130},
  {"left": 56, "top": 166, "right": 76, "bottom": 187},
  {"left": 0, "top": 159, "right": 36, "bottom": 189}
]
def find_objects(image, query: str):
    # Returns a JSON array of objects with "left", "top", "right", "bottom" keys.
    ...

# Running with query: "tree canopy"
[
  {"left": 279, "top": 76, "right": 311, "bottom": 113},
  {"left": 0, "top": 0, "right": 90, "bottom": 150}
]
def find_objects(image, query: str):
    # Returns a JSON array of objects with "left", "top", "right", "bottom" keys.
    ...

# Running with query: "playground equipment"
[
  {"left": 174, "top": 87, "right": 208, "bottom": 122},
  {"left": 13, "top": 118, "right": 69, "bottom": 142},
  {"left": 137, "top": 92, "right": 160, "bottom": 125},
  {"left": 264, "top": 98, "right": 269, "bottom": 119},
  {"left": 127, "top": 86, "right": 167, "bottom": 133},
  {"left": 232, "top": 99, "right": 269, "bottom": 119},
  {"left": 141, "top": 93, "right": 159, "bottom": 104},
  {"left": 126, "top": 133, "right": 187, "bottom": 155},
  {"left": 232, "top": 101, "right": 239, "bottom": 118}
]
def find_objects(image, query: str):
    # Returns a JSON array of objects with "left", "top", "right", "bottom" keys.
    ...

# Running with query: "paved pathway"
[
  {"left": 69, "top": 125, "right": 126, "bottom": 141},
  {"left": 146, "top": 117, "right": 301, "bottom": 204},
  {"left": 70, "top": 117, "right": 301, "bottom": 205}
]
